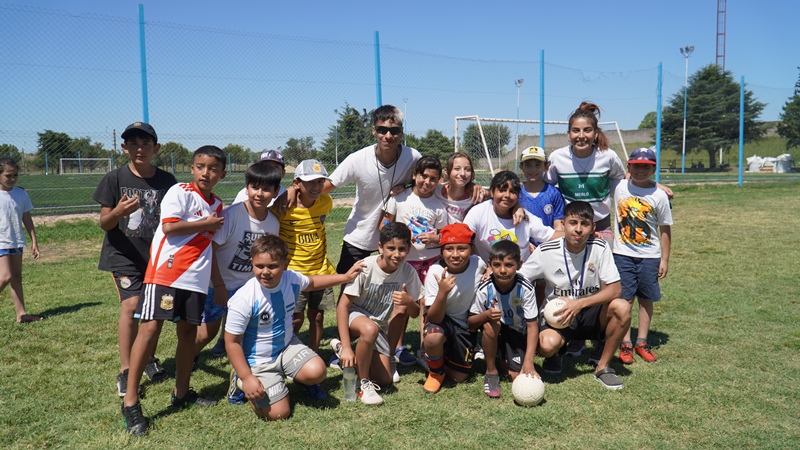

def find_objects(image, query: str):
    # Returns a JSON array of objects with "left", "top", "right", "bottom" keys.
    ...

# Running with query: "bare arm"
[
  {"left": 98, "top": 194, "right": 140, "bottom": 231},
  {"left": 305, "top": 261, "right": 365, "bottom": 291},
  {"left": 520, "top": 320, "right": 539, "bottom": 377},
  {"left": 210, "top": 243, "right": 228, "bottom": 307},
  {"left": 336, "top": 294, "right": 357, "bottom": 368},
  {"left": 224, "top": 332, "right": 265, "bottom": 402},
  {"left": 658, "top": 225, "right": 671, "bottom": 279},
  {"left": 426, "top": 269, "right": 454, "bottom": 324},
  {"left": 557, "top": 281, "right": 622, "bottom": 322},
  {"left": 162, "top": 213, "right": 223, "bottom": 236},
  {"left": 21, "top": 211, "right": 39, "bottom": 260}
]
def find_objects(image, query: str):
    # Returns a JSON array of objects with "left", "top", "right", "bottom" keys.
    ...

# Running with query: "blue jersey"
[
  {"left": 225, "top": 271, "right": 309, "bottom": 366},
  {"left": 518, "top": 183, "right": 565, "bottom": 245}
]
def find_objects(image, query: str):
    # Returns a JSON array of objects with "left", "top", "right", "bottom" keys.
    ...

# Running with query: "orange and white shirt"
[{"left": 144, "top": 182, "right": 223, "bottom": 293}]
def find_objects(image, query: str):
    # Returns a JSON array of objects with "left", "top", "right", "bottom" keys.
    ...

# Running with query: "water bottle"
[{"left": 342, "top": 367, "right": 357, "bottom": 402}]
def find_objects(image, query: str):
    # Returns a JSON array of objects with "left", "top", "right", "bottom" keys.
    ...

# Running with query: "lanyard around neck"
[{"left": 562, "top": 243, "right": 588, "bottom": 299}]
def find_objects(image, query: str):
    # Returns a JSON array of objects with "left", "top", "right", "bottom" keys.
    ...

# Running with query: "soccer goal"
[
  {"left": 58, "top": 157, "right": 112, "bottom": 174},
  {"left": 454, "top": 115, "right": 628, "bottom": 176}
]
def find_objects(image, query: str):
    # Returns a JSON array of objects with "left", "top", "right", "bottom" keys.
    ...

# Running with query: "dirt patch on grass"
[
  {"left": 36, "top": 240, "right": 101, "bottom": 263},
  {"left": 34, "top": 213, "right": 98, "bottom": 227}
]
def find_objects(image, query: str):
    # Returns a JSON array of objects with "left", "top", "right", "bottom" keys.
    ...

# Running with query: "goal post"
[
  {"left": 454, "top": 115, "right": 628, "bottom": 176},
  {"left": 58, "top": 157, "right": 112, "bottom": 174}
]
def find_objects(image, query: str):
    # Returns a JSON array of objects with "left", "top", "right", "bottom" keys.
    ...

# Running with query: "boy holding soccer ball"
[{"left": 520, "top": 201, "right": 630, "bottom": 390}]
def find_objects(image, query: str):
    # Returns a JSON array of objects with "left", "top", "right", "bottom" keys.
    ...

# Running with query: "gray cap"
[{"left": 295, "top": 159, "right": 330, "bottom": 181}]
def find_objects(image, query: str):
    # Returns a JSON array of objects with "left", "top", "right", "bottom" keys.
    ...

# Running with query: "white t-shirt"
[
  {"left": 433, "top": 184, "right": 474, "bottom": 224},
  {"left": 385, "top": 189, "right": 448, "bottom": 261},
  {"left": 329, "top": 145, "right": 421, "bottom": 251},
  {"left": 0, "top": 187, "right": 33, "bottom": 250},
  {"left": 213, "top": 202, "right": 280, "bottom": 290},
  {"left": 232, "top": 186, "right": 285, "bottom": 207},
  {"left": 144, "top": 183, "right": 224, "bottom": 293},
  {"left": 613, "top": 180, "right": 674, "bottom": 259},
  {"left": 225, "top": 272, "right": 309, "bottom": 366},
  {"left": 544, "top": 146, "right": 626, "bottom": 222},
  {"left": 424, "top": 256, "right": 487, "bottom": 328},
  {"left": 470, "top": 274, "right": 538, "bottom": 333},
  {"left": 343, "top": 255, "right": 422, "bottom": 329},
  {"left": 520, "top": 237, "right": 620, "bottom": 304},
  {"left": 463, "top": 200, "right": 554, "bottom": 262}
]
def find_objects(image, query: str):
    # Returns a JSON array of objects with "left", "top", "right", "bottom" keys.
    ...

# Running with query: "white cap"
[{"left": 295, "top": 159, "right": 330, "bottom": 181}]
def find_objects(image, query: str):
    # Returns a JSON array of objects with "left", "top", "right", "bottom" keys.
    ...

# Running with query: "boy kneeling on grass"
[
  {"left": 468, "top": 240, "right": 539, "bottom": 399},
  {"left": 225, "top": 235, "right": 364, "bottom": 420}
]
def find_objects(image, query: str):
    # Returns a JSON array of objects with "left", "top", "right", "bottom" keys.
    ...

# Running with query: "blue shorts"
[
  {"left": 202, "top": 286, "right": 240, "bottom": 323},
  {"left": 0, "top": 248, "right": 23, "bottom": 256},
  {"left": 613, "top": 254, "right": 662, "bottom": 302}
]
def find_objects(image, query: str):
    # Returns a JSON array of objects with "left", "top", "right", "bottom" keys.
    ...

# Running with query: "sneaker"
[
  {"left": 423, "top": 371, "right": 445, "bottom": 394},
  {"left": 565, "top": 340, "right": 587, "bottom": 357},
  {"left": 416, "top": 349, "right": 429, "bottom": 371},
  {"left": 635, "top": 342, "right": 658, "bottom": 362},
  {"left": 390, "top": 359, "right": 400, "bottom": 383},
  {"left": 121, "top": 402, "right": 149, "bottom": 436},
  {"left": 116, "top": 369, "right": 143, "bottom": 397},
  {"left": 594, "top": 367, "right": 624, "bottom": 390},
  {"left": 227, "top": 369, "right": 245, "bottom": 405},
  {"left": 171, "top": 389, "right": 218, "bottom": 408},
  {"left": 483, "top": 374, "right": 501, "bottom": 398},
  {"left": 303, "top": 383, "right": 328, "bottom": 401},
  {"left": 144, "top": 357, "right": 168, "bottom": 383},
  {"left": 588, "top": 341, "right": 605, "bottom": 366},
  {"left": 208, "top": 338, "right": 227, "bottom": 359},
  {"left": 619, "top": 343, "right": 634, "bottom": 365},
  {"left": 395, "top": 346, "right": 417, "bottom": 367},
  {"left": 542, "top": 355, "right": 562, "bottom": 374},
  {"left": 474, "top": 343, "right": 485, "bottom": 361},
  {"left": 358, "top": 379, "right": 384, "bottom": 405},
  {"left": 329, "top": 339, "right": 342, "bottom": 370}
]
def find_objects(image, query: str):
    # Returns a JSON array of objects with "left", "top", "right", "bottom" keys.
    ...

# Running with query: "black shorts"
[
  {"left": 424, "top": 315, "right": 477, "bottom": 374},
  {"left": 498, "top": 324, "right": 528, "bottom": 373},
  {"left": 336, "top": 241, "right": 375, "bottom": 274},
  {"left": 539, "top": 303, "right": 604, "bottom": 342},
  {"left": 112, "top": 272, "right": 144, "bottom": 301},
  {"left": 136, "top": 284, "right": 206, "bottom": 325}
]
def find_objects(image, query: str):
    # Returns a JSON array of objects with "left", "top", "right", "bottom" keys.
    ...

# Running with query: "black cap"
[{"left": 121, "top": 122, "right": 157, "bottom": 142}]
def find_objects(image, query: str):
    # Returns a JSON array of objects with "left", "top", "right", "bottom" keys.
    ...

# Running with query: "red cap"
[{"left": 439, "top": 223, "right": 474, "bottom": 246}]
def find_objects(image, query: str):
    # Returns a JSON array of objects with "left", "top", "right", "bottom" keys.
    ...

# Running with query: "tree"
[
  {"left": 777, "top": 67, "right": 800, "bottom": 150},
  {"left": 661, "top": 64, "right": 766, "bottom": 168},
  {"left": 0, "top": 144, "right": 23, "bottom": 162},
  {"left": 405, "top": 129, "right": 453, "bottom": 164},
  {"left": 639, "top": 111, "right": 657, "bottom": 129},
  {"left": 281, "top": 137, "right": 315, "bottom": 166},
  {"left": 461, "top": 123, "right": 511, "bottom": 159},
  {"left": 154, "top": 142, "right": 191, "bottom": 171},
  {"left": 222, "top": 143, "right": 252, "bottom": 169},
  {"left": 35, "top": 130, "right": 71, "bottom": 171},
  {"left": 319, "top": 105, "right": 374, "bottom": 167}
]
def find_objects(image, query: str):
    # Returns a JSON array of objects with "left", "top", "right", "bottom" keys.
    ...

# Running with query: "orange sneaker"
[
  {"left": 423, "top": 371, "right": 445, "bottom": 394},
  {"left": 635, "top": 342, "right": 657, "bottom": 362},
  {"left": 619, "top": 343, "right": 634, "bottom": 364}
]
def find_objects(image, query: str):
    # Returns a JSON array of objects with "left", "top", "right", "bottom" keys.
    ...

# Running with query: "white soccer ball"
[
  {"left": 511, "top": 374, "right": 545, "bottom": 407},
  {"left": 543, "top": 298, "right": 569, "bottom": 329}
]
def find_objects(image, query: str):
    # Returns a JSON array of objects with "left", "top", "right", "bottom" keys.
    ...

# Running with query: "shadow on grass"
[{"left": 38, "top": 301, "right": 102, "bottom": 318}]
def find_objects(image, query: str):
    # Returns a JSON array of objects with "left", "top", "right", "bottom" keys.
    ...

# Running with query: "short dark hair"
[
  {"left": 379, "top": 222, "right": 412, "bottom": 247},
  {"left": 488, "top": 239, "right": 521, "bottom": 264},
  {"left": 564, "top": 201, "right": 594, "bottom": 222},
  {"left": 250, "top": 234, "right": 288, "bottom": 263},
  {"left": 490, "top": 170, "right": 521, "bottom": 194},
  {"left": 193, "top": 145, "right": 226, "bottom": 170},
  {"left": 0, "top": 157, "right": 20, "bottom": 172},
  {"left": 123, "top": 129, "right": 157, "bottom": 146},
  {"left": 372, "top": 105, "right": 404, "bottom": 126},
  {"left": 245, "top": 160, "right": 283, "bottom": 191},
  {"left": 413, "top": 155, "right": 442, "bottom": 177}
]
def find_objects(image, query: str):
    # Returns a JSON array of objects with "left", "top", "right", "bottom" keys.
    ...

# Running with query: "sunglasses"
[{"left": 374, "top": 126, "right": 403, "bottom": 136}]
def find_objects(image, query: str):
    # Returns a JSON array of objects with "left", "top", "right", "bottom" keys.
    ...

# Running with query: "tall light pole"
[
  {"left": 403, "top": 98, "right": 408, "bottom": 146},
  {"left": 680, "top": 45, "right": 694, "bottom": 174},
  {"left": 514, "top": 79, "right": 524, "bottom": 171},
  {"left": 334, "top": 108, "right": 339, "bottom": 167}
]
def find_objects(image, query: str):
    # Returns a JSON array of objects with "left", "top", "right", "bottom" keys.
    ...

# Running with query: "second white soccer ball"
[
  {"left": 511, "top": 374, "right": 545, "bottom": 407},
  {"left": 543, "top": 298, "right": 569, "bottom": 329}
]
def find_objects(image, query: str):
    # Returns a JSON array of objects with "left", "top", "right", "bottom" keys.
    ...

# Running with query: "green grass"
[{"left": 2, "top": 182, "right": 800, "bottom": 448}]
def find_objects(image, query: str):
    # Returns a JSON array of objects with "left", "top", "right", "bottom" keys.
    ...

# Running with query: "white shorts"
[{"left": 249, "top": 336, "right": 317, "bottom": 408}]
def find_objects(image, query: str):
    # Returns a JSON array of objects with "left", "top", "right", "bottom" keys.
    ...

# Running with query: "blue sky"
[{"left": 2, "top": 0, "right": 796, "bottom": 154}]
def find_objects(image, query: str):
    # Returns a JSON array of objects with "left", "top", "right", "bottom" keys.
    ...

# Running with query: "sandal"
[
  {"left": 17, "top": 314, "right": 45, "bottom": 324},
  {"left": 594, "top": 367, "right": 623, "bottom": 390}
]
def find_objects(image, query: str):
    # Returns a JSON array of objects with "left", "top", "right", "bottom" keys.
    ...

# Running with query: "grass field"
[{"left": 1, "top": 182, "right": 799, "bottom": 448}]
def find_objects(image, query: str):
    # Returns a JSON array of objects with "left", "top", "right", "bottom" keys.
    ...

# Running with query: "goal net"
[
  {"left": 58, "top": 158, "right": 112, "bottom": 174},
  {"left": 454, "top": 116, "right": 628, "bottom": 181}
]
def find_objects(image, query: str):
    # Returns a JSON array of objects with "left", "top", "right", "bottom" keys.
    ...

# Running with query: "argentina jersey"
[
  {"left": 471, "top": 274, "right": 537, "bottom": 333},
  {"left": 225, "top": 271, "right": 309, "bottom": 366}
]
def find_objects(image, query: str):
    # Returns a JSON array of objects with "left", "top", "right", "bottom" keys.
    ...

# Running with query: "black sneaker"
[
  {"left": 144, "top": 357, "right": 168, "bottom": 383},
  {"left": 542, "top": 355, "right": 562, "bottom": 374},
  {"left": 565, "top": 340, "right": 587, "bottom": 357},
  {"left": 170, "top": 389, "right": 218, "bottom": 408},
  {"left": 588, "top": 341, "right": 605, "bottom": 366},
  {"left": 117, "top": 369, "right": 143, "bottom": 397},
  {"left": 121, "top": 402, "right": 149, "bottom": 436}
]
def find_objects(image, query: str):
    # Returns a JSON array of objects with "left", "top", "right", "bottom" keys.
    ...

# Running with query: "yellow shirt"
[{"left": 278, "top": 193, "right": 336, "bottom": 275}]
